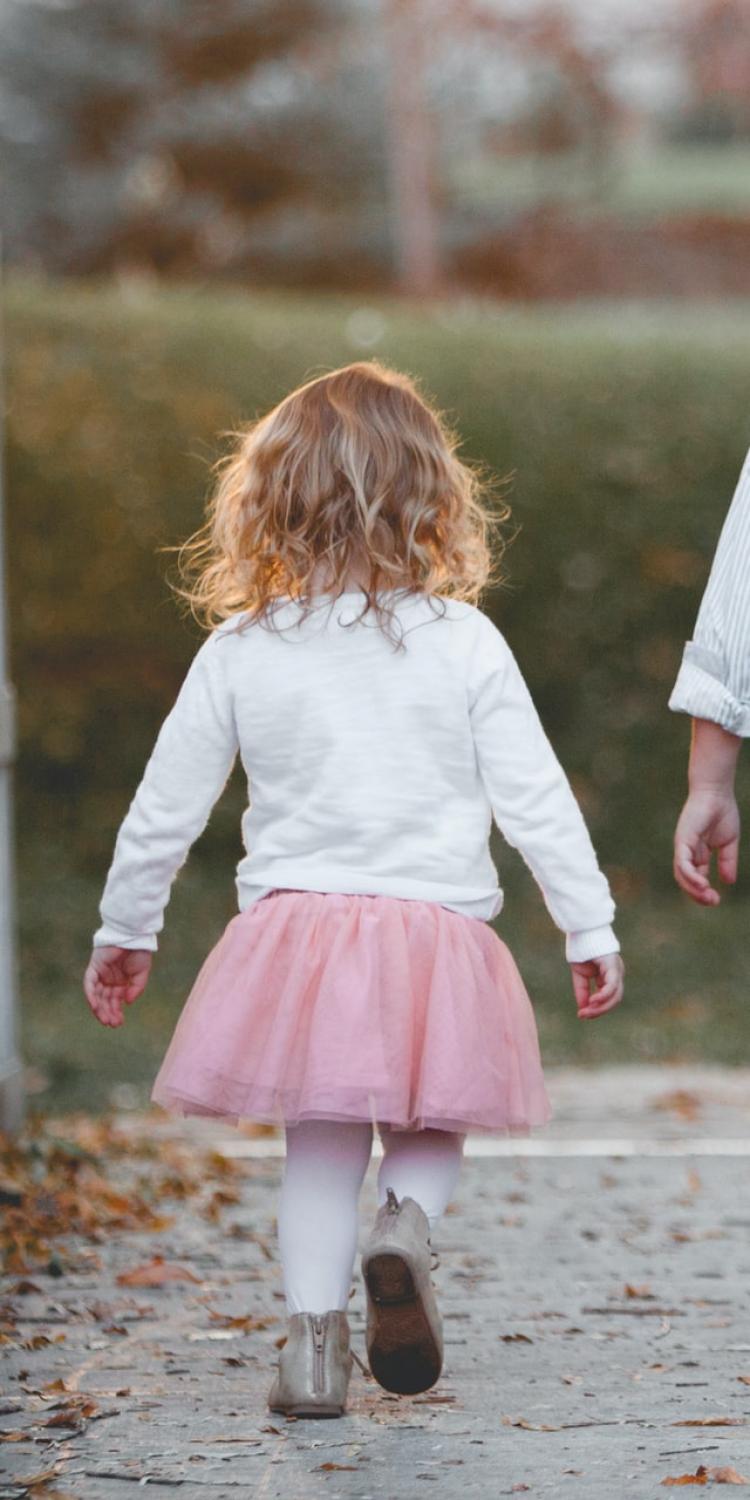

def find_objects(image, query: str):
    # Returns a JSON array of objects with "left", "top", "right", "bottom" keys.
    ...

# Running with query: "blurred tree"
[
  {"left": 447, "top": 2, "right": 623, "bottom": 202},
  {"left": 668, "top": 0, "right": 750, "bottom": 143},
  {"left": 382, "top": 0, "right": 441, "bottom": 295},
  {"left": 0, "top": 0, "right": 390, "bottom": 280}
]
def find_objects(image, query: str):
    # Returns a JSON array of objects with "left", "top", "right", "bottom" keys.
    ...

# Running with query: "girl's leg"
[
  {"left": 277, "top": 1117, "right": 373, "bottom": 1315},
  {"left": 376, "top": 1124, "right": 465, "bottom": 1230}
]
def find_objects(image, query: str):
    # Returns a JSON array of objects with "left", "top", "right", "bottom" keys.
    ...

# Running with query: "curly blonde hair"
[{"left": 168, "top": 359, "right": 511, "bottom": 651}]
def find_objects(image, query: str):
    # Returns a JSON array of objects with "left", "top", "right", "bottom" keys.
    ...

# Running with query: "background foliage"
[{"left": 7, "top": 276, "right": 750, "bottom": 1109}]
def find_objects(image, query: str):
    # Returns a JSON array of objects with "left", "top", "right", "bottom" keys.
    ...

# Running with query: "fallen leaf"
[
  {"left": 9, "top": 1464, "right": 66, "bottom": 1490},
  {"left": 207, "top": 1311, "right": 277, "bottom": 1332},
  {"left": 44, "top": 1398, "right": 98, "bottom": 1428},
  {"left": 116, "top": 1256, "right": 202, "bottom": 1287},
  {"left": 672, "top": 1417, "right": 744, "bottom": 1427},
  {"left": 663, "top": 1468, "right": 750, "bottom": 1488},
  {"left": 503, "top": 1416, "right": 560, "bottom": 1431},
  {"left": 671, "top": 1230, "right": 725, "bottom": 1243},
  {"left": 625, "top": 1284, "right": 654, "bottom": 1299},
  {"left": 500, "top": 1333, "right": 534, "bottom": 1344},
  {"left": 315, "top": 1461, "right": 359, "bottom": 1471},
  {"left": 652, "top": 1091, "right": 701, "bottom": 1121}
]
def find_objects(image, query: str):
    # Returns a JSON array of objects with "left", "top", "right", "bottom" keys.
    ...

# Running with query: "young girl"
[{"left": 83, "top": 359, "right": 623, "bottom": 1418}]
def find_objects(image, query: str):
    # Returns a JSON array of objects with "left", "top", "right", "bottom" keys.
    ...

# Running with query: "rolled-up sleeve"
[{"left": 669, "top": 447, "right": 750, "bottom": 737}]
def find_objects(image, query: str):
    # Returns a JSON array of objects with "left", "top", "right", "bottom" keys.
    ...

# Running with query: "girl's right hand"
[
  {"left": 673, "top": 788, "right": 740, "bottom": 906},
  {"left": 83, "top": 946, "right": 153, "bottom": 1027},
  {"left": 570, "top": 952, "right": 624, "bottom": 1019}
]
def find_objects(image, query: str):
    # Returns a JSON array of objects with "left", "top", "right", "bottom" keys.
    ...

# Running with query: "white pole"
[{"left": 0, "top": 237, "right": 23, "bottom": 1132}]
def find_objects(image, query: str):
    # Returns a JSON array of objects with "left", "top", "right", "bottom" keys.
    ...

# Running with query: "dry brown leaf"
[
  {"left": 44, "top": 1398, "right": 98, "bottom": 1428},
  {"left": 9, "top": 1464, "right": 66, "bottom": 1490},
  {"left": 315, "top": 1462, "right": 359, "bottom": 1471},
  {"left": 500, "top": 1332, "right": 534, "bottom": 1343},
  {"left": 207, "top": 1311, "right": 277, "bottom": 1332},
  {"left": 671, "top": 1230, "right": 725, "bottom": 1243},
  {"left": 672, "top": 1417, "right": 744, "bottom": 1427},
  {"left": 502, "top": 1416, "right": 559, "bottom": 1431},
  {"left": 625, "top": 1283, "right": 654, "bottom": 1299},
  {"left": 663, "top": 1468, "right": 750, "bottom": 1487},
  {"left": 651, "top": 1089, "right": 702, "bottom": 1121},
  {"left": 116, "top": 1255, "right": 202, "bottom": 1287}
]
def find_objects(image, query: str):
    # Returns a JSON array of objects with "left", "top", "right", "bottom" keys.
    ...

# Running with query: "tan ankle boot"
[
  {"left": 267, "top": 1309, "right": 353, "bottom": 1418},
  {"left": 361, "top": 1186, "right": 443, "bottom": 1395}
]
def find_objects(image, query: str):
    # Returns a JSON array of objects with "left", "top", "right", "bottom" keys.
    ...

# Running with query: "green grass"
[
  {"left": 6, "top": 274, "right": 750, "bottom": 1112},
  {"left": 447, "top": 143, "right": 750, "bottom": 217}
]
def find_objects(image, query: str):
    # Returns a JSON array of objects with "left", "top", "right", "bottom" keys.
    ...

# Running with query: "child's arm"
[
  {"left": 468, "top": 613, "right": 621, "bottom": 1008},
  {"left": 84, "top": 629, "right": 239, "bottom": 1024},
  {"left": 673, "top": 718, "right": 741, "bottom": 905},
  {"left": 669, "top": 446, "right": 750, "bottom": 903}
]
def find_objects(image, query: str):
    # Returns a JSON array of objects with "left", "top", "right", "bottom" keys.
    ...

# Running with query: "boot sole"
[
  {"left": 268, "top": 1399, "right": 346, "bottom": 1418},
  {"left": 362, "top": 1249, "right": 442, "bottom": 1395}
]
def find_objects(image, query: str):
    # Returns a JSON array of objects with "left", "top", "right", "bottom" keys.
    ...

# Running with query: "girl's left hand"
[
  {"left": 570, "top": 952, "right": 624, "bottom": 1019},
  {"left": 83, "top": 946, "right": 153, "bottom": 1027}
]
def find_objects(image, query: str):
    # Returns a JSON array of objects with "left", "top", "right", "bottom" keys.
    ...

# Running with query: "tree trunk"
[{"left": 382, "top": 0, "right": 441, "bottom": 295}]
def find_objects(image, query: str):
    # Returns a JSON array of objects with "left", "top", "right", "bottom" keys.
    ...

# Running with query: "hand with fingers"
[
  {"left": 570, "top": 951, "right": 624, "bottom": 1020},
  {"left": 673, "top": 788, "right": 740, "bottom": 907},
  {"left": 83, "top": 946, "right": 153, "bottom": 1028}
]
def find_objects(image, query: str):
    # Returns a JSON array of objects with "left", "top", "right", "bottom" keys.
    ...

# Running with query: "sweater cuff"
[
  {"left": 669, "top": 647, "right": 750, "bottom": 737},
  {"left": 565, "top": 925, "right": 620, "bottom": 964},
  {"left": 93, "top": 921, "right": 158, "bottom": 952}
]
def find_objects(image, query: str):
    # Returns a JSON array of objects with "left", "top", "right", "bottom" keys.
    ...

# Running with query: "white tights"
[{"left": 276, "top": 1118, "right": 465, "bottom": 1316}]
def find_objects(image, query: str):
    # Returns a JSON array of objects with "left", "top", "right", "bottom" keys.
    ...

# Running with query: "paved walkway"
[{"left": 4, "top": 1068, "right": 750, "bottom": 1497}]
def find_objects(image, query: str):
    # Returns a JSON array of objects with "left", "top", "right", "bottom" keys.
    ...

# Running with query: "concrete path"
[{"left": 4, "top": 1067, "right": 750, "bottom": 1497}]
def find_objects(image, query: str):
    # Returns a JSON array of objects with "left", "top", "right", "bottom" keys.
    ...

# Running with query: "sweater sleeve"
[
  {"left": 668, "top": 446, "right": 750, "bottom": 736},
  {"left": 468, "top": 613, "right": 618, "bottom": 963},
  {"left": 92, "top": 630, "right": 239, "bottom": 951}
]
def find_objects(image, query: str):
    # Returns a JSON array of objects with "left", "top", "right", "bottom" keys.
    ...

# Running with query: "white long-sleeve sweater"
[{"left": 93, "top": 590, "right": 619, "bottom": 963}]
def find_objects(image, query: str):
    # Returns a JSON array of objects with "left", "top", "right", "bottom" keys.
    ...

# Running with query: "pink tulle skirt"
[{"left": 151, "top": 889, "right": 553, "bottom": 1135}]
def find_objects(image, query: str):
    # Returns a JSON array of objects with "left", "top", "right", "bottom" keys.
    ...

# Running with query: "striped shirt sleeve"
[{"left": 669, "top": 446, "right": 750, "bottom": 737}]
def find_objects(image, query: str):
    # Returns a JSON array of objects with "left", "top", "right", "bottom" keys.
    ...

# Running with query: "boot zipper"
[{"left": 311, "top": 1314, "right": 326, "bottom": 1393}]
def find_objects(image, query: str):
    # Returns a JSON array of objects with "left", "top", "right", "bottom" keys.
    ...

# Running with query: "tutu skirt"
[{"left": 151, "top": 890, "right": 553, "bottom": 1136}]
